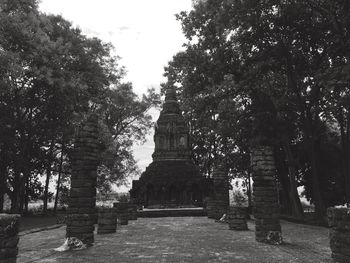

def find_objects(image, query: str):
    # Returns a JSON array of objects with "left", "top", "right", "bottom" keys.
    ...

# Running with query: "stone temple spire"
[
  {"left": 162, "top": 86, "right": 180, "bottom": 114},
  {"left": 129, "top": 86, "right": 212, "bottom": 208},
  {"left": 165, "top": 86, "right": 177, "bottom": 101}
]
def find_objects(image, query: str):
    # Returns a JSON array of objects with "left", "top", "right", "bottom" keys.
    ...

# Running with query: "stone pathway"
[{"left": 18, "top": 217, "right": 332, "bottom": 263}]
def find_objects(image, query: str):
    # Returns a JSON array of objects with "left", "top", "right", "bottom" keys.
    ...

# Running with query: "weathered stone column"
[
  {"left": 128, "top": 204, "right": 138, "bottom": 221},
  {"left": 211, "top": 163, "right": 229, "bottom": 220},
  {"left": 228, "top": 207, "right": 248, "bottom": 231},
  {"left": 206, "top": 197, "right": 216, "bottom": 219},
  {"left": 0, "top": 214, "right": 20, "bottom": 263},
  {"left": 97, "top": 208, "right": 117, "bottom": 234},
  {"left": 251, "top": 146, "right": 282, "bottom": 244},
  {"left": 327, "top": 207, "right": 350, "bottom": 263},
  {"left": 113, "top": 202, "right": 129, "bottom": 225},
  {"left": 67, "top": 114, "right": 99, "bottom": 245}
]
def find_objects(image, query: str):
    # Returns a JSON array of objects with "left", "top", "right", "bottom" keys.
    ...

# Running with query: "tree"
[
  {"left": 163, "top": 0, "right": 350, "bottom": 219},
  {"left": 97, "top": 85, "right": 160, "bottom": 194},
  {"left": 0, "top": 0, "right": 145, "bottom": 213},
  {"left": 308, "top": 0, "right": 350, "bottom": 206}
]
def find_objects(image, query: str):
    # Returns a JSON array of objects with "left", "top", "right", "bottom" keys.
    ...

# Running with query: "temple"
[{"left": 130, "top": 87, "right": 211, "bottom": 207}]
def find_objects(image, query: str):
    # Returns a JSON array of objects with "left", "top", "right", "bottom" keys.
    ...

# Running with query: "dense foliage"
[
  {"left": 0, "top": 0, "right": 159, "bottom": 214},
  {"left": 163, "top": 0, "right": 350, "bottom": 218}
]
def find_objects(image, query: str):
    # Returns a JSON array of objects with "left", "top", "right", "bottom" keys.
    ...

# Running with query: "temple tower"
[
  {"left": 152, "top": 87, "right": 190, "bottom": 161},
  {"left": 130, "top": 87, "right": 211, "bottom": 207}
]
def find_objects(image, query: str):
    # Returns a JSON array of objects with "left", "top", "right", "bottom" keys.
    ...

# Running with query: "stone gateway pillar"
[
  {"left": 66, "top": 114, "right": 99, "bottom": 245},
  {"left": 211, "top": 163, "right": 229, "bottom": 220},
  {"left": 0, "top": 214, "right": 20, "bottom": 263},
  {"left": 327, "top": 207, "right": 350, "bottom": 263},
  {"left": 97, "top": 208, "right": 117, "bottom": 234},
  {"left": 251, "top": 146, "right": 282, "bottom": 244}
]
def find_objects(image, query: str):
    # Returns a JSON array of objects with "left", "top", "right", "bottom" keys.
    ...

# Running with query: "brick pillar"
[
  {"left": 113, "top": 202, "right": 129, "bottom": 225},
  {"left": 97, "top": 208, "right": 117, "bottom": 234},
  {"left": 327, "top": 207, "right": 350, "bottom": 263},
  {"left": 211, "top": 163, "right": 229, "bottom": 220},
  {"left": 0, "top": 214, "right": 20, "bottom": 263},
  {"left": 67, "top": 114, "right": 99, "bottom": 245},
  {"left": 206, "top": 197, "right": 216, "bottom": 219},
  {"left": 251, "top": 146, "right": 282, "bottom": 244},
  {"left": 128, "top": 204, "right": 138, "bottom": 220},
  {"left": 228, "top": 207, "right": 248, "bottom": 231}
]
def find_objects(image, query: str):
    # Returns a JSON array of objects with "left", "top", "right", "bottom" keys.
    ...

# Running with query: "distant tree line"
[
  {"left": 0, "top": 0, "right": 159, "bottom": 214},
  {"left": 162, "top": 0, "right": 350, "bottom": 219}
]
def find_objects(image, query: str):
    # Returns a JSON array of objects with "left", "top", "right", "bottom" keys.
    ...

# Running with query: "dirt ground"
[{"left": 18, "top": 217, "right": 333, "bottom": 263}]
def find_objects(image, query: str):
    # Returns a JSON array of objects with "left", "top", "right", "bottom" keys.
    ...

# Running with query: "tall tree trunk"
[
  {"left": 0, "top": 156, "right": 7, "bottom": 213},
  {"left": 275, "top": 155, "right": 292, "bottom": 215},
  {"left": 43, "top": 141, "right": 55, "bottom": 214},
  {"left": 274, "top": 145, "right": 295, "bottom": 215},
  {"left": 43, "top": 165, "right": 52, "bottom": 214},
  {"left": 285, "top": 57, "right": 326, "bottom": 218},
  {"left": 306, "top": 136, "right": 326, "bottom": 218},
  {"left": 19, "top": 167, "right": 29, "bottom": 214},
  {"left": 339, "top": 107, "right": 350, "bottom": 206},
  {"left": 282, "top": 139, "right": 304, "bottom": 219},
  {"left": 0, "top": 144, "right": 9, "bottom": 212},
  {"left": 10, "top": 170, "right": 21, "bottom": 214},
  {"left": 346, "top": 102, "right": 350, "bottom": 206},
  {"left": 24, "top": 175, "right": 30, "bottom": 214},
  {"left": 19, "top": 175, "right": 26, "bottom": 214},
  {"left": 301, "top": 112, "right": 326, "bottom": 218},
  {"left": 247, "top": 170, "right": 252, "bottom": 208},
  {"left": 344, "top": 145, "right": 350, "bottom": 207},
  {"left": 54, "top": 145, "right": 64, "bottom": 213}
]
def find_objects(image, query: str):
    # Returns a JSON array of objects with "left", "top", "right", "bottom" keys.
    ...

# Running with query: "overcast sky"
[
  {"left": 39, "top": 0, "right": 192, "bottom": 189},
  {"left": 39, "top": 0, "right": 192, "bottom": 94}
]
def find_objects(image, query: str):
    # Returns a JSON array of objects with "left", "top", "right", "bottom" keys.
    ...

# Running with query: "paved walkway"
[{"left": 18, "top": 217, "right": 332, "bottom": 263}]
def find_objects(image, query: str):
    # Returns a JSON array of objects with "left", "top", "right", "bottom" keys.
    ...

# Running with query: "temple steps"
[{"left": 137, "top": 207, "right": 207, "bottom": 218}]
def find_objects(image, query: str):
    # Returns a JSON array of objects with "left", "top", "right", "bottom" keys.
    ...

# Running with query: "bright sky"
[{"left": 39, "top": 0, "right": 193, "bottom": 190}]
